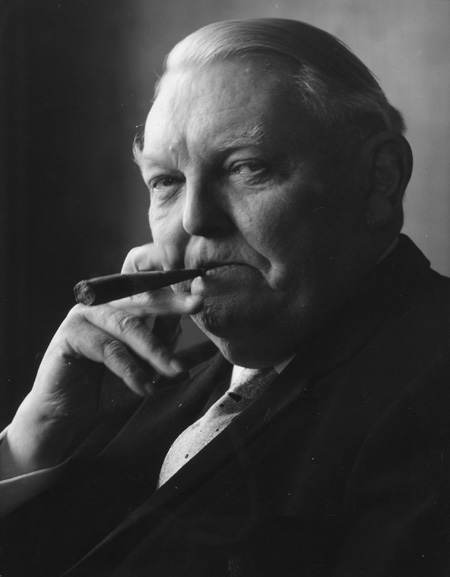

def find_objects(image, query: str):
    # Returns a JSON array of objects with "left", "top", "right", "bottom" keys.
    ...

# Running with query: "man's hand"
[{"left": 1, "top": 244, "right": 202, "bottom": 478}]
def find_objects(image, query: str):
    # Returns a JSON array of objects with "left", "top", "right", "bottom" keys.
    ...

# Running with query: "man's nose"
[{"left": 182, "top": 178, "right": 233, "bottom": 237}]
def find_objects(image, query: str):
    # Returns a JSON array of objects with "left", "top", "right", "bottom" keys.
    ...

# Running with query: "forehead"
[{"left": 141, "top": 59, "right": 314, "bottom": 158}]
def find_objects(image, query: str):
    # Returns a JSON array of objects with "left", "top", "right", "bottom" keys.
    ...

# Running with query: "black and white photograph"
[{"left": 1, "top": 1, "right": 450, "bottom": 575}]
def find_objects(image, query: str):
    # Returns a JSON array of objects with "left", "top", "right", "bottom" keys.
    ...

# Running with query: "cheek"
[
  {"left": 243, "top": 195, "right": 307, "bottom": 257},
  {"left": 149, "top": 203, "right": 181, "bottom": 242},
  {"left": 236, "top": 188, "right": 294, "bottom": 241},
  {"left": 244, "top": 192, "right": 339, "bottom": 293},
  {"left": 149, "top": 204, "right": 191, "bottom": 269},
  {"left": 234, "top": 201, "right": 307, "bottom": 292}
]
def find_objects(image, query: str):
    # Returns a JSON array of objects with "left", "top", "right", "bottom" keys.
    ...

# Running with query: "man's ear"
[{"left": 360, "top": 131, "right": 413, "bottom": 229}]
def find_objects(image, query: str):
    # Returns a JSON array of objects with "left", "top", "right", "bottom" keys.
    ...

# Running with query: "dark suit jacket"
[{"left": 2, "top": 235, "right": 450, "bottom": 576}]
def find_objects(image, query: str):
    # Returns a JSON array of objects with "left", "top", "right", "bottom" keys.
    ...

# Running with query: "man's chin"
[
  {"left": 191, "top": 303, "right": 300, "bottom": 367},
  {"left": 190, "top": 297, "right": 271, "bottom": 340}
]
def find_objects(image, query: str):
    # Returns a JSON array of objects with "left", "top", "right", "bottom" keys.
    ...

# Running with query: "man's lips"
[
  {"left": 187, "top": 262, "right": 266, "bottom": 298},
  {"left": 189, "top": 262, "right": 249, "bottom": 277},
  {"left": 187, "top": 263, "right": 252, "bottom": 288},
  {"left": 203, "top": 263, "right": 245, "bottom": 276}
]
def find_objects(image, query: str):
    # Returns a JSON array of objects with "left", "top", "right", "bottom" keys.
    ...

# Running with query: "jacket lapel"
[{"left": 66, "top": 358, "right": 319, "bottom": 575}]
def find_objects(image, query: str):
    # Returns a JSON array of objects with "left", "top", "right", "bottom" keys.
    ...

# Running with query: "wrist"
[{"left": 1, "top": 394, "right": 94, "bottom": 478}]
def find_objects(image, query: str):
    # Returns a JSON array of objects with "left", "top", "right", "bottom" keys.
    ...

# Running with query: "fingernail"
[
  {"left": 184, "top": 295, "right": 203, "bottom": 311},
  {"left": 169, "top": 358, "right": 187, "bottom": 375}
]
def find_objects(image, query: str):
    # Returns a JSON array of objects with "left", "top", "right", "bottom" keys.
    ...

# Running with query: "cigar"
[{"left": 74, "top": 269, "right": 205, "bottom": 306}]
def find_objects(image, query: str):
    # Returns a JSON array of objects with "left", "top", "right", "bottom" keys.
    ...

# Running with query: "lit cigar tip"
[{"left": 73, "top": 281, "right": 95, "bottom": 305}]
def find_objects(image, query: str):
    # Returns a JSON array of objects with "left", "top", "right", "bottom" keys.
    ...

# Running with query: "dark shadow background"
[
  {"left": 0, "top": 1, "right": 153, "bottom": 426},
  {"left": 1, "top": 0, "right": 449, "bottom": 427}
]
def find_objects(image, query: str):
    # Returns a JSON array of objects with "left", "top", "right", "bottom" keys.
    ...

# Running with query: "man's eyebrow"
[
  {"left": 132, "top": 145, "right": 174, "bottom": 172},
  {"left": 133, "top": 150, "right": 160, "bottom": 170},
  {"left": 132, "top": 123, "right": 266, "bottom": 170},
  {"left": 215, "top": 123, "right": 266, "bottom": 151}
]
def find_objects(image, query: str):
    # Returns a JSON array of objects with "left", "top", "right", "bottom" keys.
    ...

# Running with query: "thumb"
[{"left": 121, "top": 243, "right": 164, "bottom": 274}]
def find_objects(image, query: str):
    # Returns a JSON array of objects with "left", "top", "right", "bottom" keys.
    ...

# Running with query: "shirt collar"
[{"left": 231, "top": 355, "right": 295, "bottom": 384}]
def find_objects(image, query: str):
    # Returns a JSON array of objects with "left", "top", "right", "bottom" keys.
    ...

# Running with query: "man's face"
[{"left": 139, "top": 58, "right": 371, "bottom": 366}]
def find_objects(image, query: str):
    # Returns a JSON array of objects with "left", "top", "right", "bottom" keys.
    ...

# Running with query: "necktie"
[{"left": 158, "top": 366, "right": 278, "bottom": 487}]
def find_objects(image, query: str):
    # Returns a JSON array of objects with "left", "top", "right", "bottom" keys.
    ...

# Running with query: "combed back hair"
[{"left": 157, "top": 18, "right": 405, "bottom": 138}]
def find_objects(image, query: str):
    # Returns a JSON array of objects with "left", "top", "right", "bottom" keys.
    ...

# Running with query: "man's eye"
[
  {"left": 149, "top": 176, "right": 181, "bottom": 191},
  {"left": 230, "top": 161, "right": 266, "bottom": 174},
  {"left": 229, "top": 161, "right": 269, "bottom": 182}
]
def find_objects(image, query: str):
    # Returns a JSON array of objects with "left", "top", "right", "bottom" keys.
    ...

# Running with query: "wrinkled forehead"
[{"left": 141, "top": 58, "right": 311, "bottom": 155}]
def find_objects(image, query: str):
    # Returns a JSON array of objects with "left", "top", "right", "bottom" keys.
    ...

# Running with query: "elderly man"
[{"left": 1, "top": 18, "right": 450, "bottom": 577}]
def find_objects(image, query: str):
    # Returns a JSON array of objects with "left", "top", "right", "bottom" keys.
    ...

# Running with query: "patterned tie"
[{"left": 158, "top": 366, "right": 278, "bottom": 487}]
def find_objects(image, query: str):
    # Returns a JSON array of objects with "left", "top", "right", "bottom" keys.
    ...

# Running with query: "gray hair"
[{"left": 157, "top": 18, "right": 405, "bottom": 138}]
